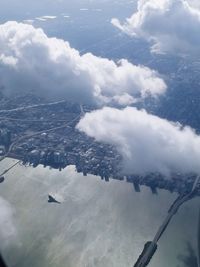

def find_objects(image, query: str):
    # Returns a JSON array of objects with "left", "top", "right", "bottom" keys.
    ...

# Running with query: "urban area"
[{"left": 0, "top": 93, "right": 200, "bottom": 196}]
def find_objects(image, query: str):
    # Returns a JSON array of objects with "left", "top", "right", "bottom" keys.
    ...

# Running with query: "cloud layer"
[
  {"left": 112, "top": 0, "right": 200, "bottom": 55},
  {"left": 0, "top": 21, "right": 166, "bottom": 105},
  {"left": 77, "top": 107, "right": 200, "bottom": 176}
]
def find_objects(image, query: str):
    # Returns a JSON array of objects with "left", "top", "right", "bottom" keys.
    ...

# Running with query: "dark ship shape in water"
[
  {"left": 0, "top": 176, "right": 5, "bottom": 183},
  {"left": 48, "top": 194, "right": 61, "bottom": 204}
]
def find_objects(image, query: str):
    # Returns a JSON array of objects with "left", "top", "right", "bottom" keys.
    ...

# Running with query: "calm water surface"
[{"left": 0, "top": 158, "right": 199, "bottom": 267}]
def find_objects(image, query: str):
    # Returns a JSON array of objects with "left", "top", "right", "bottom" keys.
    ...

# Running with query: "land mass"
[{"left": 0, "top": 94, "right": 199, "bottom": 196}]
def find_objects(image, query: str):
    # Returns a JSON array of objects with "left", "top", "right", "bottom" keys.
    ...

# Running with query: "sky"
[{"left": 0, "top": 0, "right": 136, "bottom": 23}]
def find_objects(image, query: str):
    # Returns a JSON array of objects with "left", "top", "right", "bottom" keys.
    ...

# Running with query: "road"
[
  {"left": 80, "top": 104, "right": 85, "bottom": 117},
  {"left": 134, "top": 175, "right": 200, "bottom": 267},
  {"left": 0, "top": 100, "right": 66, "bottom": 113},
  {"left": 0, "top": 116, "right": 68, "bottom": 123},
  {"left": 0, "top": 113, "right": 81, "bottom": 163},
  {"left": 0, "top": 101, "right": 87, "bottom": 163}
]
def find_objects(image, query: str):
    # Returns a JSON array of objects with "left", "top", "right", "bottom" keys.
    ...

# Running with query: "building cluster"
[
  {"left": 0, "top": 94, "right": 200, "bottom": 196},
  {"left": 126, "top": 173, "right": 199, "bottom": 195}
]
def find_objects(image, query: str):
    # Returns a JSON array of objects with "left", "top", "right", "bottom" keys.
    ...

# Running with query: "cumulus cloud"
[
  {"left": 190, "top": 0, "right": 200, "bottom": 9},
  {"left": 77, "top": 107, "right": 200, "bottom": 176},
  {"left": 0, "top": 21, "right": 166, "bottom": 106},
  {"left": 0, "top": 197, "right": 18, "bottom": 249},
  {"left": 111, "top": 0, "right": 200, "bottom": 55}
]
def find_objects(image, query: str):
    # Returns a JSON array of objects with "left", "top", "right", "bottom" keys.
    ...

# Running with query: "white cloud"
[
  {"left": 35, "top": 17, "right": 47, "bottom": 22},
  {"left": 190, "top": 0, "right": 200, "bottom": 9},
  {"left": 77, "top": 107, "right": 200, "bottom": 176},
  {"left": 36, "top": 15, "right": 57, "bottom": 21},
  {"left": 111, "top": 0, "right": 200, "bottom": 55},
  {"left": 23, "top": 20, "right": 34, "bottom": 24},
  {"left": 0, "top": 21, "right": 166, "bottom": 106}
]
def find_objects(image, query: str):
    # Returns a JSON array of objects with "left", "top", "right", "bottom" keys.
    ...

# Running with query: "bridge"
[
  {"left": 0, "top": 161, "right": 20, "bottom": 177},
  {"left": 134, "top": 175, "right": 200, "bottom": 267}
]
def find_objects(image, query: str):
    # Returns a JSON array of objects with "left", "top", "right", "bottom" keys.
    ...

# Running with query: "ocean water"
[{"left": 0, "top": 158, "right": 199, "bottom": 267}]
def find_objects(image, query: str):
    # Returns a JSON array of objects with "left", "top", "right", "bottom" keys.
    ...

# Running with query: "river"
[{"left": 0, "top": 158, "right": 199, "bottom": 267}]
